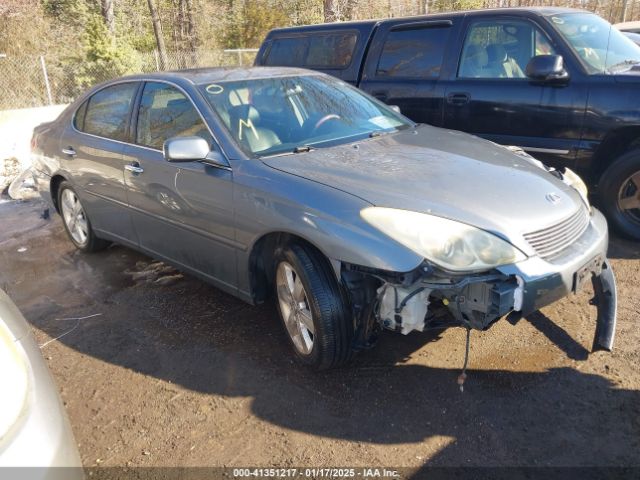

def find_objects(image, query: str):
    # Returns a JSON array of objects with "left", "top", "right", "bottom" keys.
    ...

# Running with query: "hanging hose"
[{"left": 457, "top": 327, "right": 471, "bottom": 393}]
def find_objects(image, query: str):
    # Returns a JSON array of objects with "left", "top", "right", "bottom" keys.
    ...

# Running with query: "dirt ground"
[{"left": 1, "top": 199, "right": 639, "bottom": 470}]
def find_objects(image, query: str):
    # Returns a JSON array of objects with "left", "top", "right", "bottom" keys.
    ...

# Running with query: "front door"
[
  {"left": 442, "top": 16, "right": 588, "bottom": 168},
  {"left": 123, "top": 81, "right": 237, "bottom": 292}
]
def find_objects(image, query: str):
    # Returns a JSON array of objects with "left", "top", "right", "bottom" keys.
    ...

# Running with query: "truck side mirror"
[{"left": 525, "top": 55, "right": 570, "bottom": 85}]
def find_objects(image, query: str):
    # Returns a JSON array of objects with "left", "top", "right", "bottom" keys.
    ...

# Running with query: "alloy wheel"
[
  {"left": 60, "top": 189, "right": 89, "bottom": 246},
  {"left": 276, "top": 261, "right": 315, "bottom": 355}
]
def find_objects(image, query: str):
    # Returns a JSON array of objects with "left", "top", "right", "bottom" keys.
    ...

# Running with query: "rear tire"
[
  {"left": 273, "top": 243, "right": 353, "bottom": 370},
  {"left": 598, "top": 149, "right": 640, "bottom": 240},
  {"left": 57, "top": 181, "right": 109, "bottom": 253}
]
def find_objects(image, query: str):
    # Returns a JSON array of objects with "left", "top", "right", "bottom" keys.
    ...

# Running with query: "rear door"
[
  {"left": 358, "top": 19, "right": 459, "bottom": 126},
  {"left": 122, "top": 81, "right": 238, "bottom": 292},
  {"left": 442, "top": 15, "right": 588, "bottom": 167},
  {"left": 58, "top": 82, "right": 140, "bottom": 243}
]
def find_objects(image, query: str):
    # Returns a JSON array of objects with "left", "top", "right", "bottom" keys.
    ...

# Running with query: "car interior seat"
[
  {"left": 459, "top": 44, "right": 488, "bottom": 78},
  {"left": 228, "top": 105, "right": 281, "bottom": 154},
  {"left": 485, "top": 44, "right": 525, "bottom": 78}
]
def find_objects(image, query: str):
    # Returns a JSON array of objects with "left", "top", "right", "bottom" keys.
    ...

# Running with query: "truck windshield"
[
  {"left": 551, "top": 13, "right": 640, "bottom": 74},
  {"left": 199, "top": 75, "right": 412, "bottom": 157}
]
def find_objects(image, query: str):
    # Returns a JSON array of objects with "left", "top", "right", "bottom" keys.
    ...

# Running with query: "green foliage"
[
  {"left": 222, "top": 0, "right": 290, "bottom": 49},
  {"left": 72, "top": 14, "right": 141, "bottom": 89}
]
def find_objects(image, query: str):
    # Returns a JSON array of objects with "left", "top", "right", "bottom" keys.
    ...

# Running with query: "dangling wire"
[{"left": 457, "top": 327, "right": 471, "bottom": 393}]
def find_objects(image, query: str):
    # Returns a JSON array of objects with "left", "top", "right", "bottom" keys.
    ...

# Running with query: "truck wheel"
[
  {"left": 58, "top": 181, "right": 109, "bottom": 252},
  {"left": 598, "top": 149, "right": 640, "bottom": 240},
  {"left": 273, "top": 243, "right": 353, "bottom": 370}
]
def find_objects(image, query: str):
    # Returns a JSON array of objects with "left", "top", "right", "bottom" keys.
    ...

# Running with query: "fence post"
[
  {"left": 39, "top": 55, "right": 53, "bottom": 105},
  {"left": 237, "top": 50, "right": 242, "bottom": 66}
]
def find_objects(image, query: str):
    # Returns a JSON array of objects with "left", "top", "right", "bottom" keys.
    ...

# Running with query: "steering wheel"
[{"left": 311, "top": 114, "right": 342, "bottom": 134}]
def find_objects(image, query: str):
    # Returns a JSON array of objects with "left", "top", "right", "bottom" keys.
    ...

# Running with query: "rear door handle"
[
  {"left": 446, "top": 92, "right": 471, "bottom": 106},
  {"left": 61, "top": 147, "right": 76, "bottom": 156},
  {"left": 124, "top": 163, "right": 144, "bottom": 174}
]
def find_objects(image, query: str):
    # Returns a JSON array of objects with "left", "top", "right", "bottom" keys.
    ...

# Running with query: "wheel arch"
[
  {"left": 247, "top": 231, "right": 339, "bottom": 305},
  {"left": 592, "top": 127, "right": 640, "bottom": 182},
  {"left": 50, "top": 173, "right": 69, "bottom": 213}
]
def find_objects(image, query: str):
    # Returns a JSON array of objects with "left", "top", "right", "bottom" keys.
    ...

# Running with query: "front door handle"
[
  {"left": 446, "top": 92, "right": 471, "bottom": 106},
  {"left": 125, "top": 163, "right": 144, "bottom": 174},
  {"left": 61, "top": 147, "right": 76, "bottom": 156}
]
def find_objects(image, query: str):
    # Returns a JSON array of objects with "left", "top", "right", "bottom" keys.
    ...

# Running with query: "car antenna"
[{"left": 457, "top": 327, "right": 471, "bottom": 393}]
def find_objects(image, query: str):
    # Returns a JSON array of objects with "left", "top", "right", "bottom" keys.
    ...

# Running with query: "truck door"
[
  {"left": 442, "top": 15, "right": 588, "bottom": 168},
  {"left": 358, "top": 19, "right": 458, "bottom": 127}
]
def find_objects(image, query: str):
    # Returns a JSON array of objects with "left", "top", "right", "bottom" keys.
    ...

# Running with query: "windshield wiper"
[
  {"left": 293, "top": 145, "right": 315, "bottom": 153},
  {"left": 607, "top": 59, "right": 640, "bottom": 73}
]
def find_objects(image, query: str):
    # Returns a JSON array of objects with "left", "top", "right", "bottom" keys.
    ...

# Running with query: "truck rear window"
[
  {"left": 376, "top": 26, "right": 450, "bottom": 78},
  {"left": 264, "top": 33, "right": 358, "bottom": 69}
]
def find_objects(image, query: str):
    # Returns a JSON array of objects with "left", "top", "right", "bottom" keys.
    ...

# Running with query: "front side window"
[
  {"left": 550, "top": 13, "right": 640, "bottom": 74},
  {"left": 79, "top": 83, "right": 138, "bottom": 141},
  {"left": 200, "top": 75, "right": 412, "bottom": 157},
  {"left": 458, "top": 19, "right": 557, "bottom": 79},
  {"left": 136, "top": 82, "right": 212, "bottom": 150},
  {"left": 376, "top": 26, "right": 450, "bottom": 78}
]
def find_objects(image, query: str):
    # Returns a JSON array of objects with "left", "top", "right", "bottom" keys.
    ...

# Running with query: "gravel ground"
[{"left": 0, "top": 199, "right": 639, "bottom": 471}]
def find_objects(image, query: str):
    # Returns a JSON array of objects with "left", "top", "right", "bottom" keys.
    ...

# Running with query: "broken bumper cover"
[{"left": 497, "top": 208, "right": 616, "bottom": 351}]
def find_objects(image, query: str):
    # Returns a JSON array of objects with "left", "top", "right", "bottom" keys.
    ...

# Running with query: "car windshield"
[
  {"left": 551, "top": 13, "right": 640, "bottom": 74},
  {"left": 199, "top": 75, "right": 412, "bottom": 157}
]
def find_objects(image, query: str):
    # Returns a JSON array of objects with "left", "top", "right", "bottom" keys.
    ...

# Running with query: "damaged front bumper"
[{"left": 369, "top": 208, "right": 616, "bottom": 353}]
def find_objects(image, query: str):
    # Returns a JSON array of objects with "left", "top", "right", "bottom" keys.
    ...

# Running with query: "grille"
[{"left": 523, "top": 206, "right": 590, "bottom": 260}]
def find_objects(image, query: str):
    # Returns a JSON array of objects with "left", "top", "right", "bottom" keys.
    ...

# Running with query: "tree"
[
  {"left": 101, "top": 0, "right": 116, "bottom": 34},
  {"left": 147, "top": 0, "right": 168, "bottom": 69}
]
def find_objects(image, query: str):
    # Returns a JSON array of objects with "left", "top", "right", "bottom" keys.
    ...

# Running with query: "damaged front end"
[{"left": 342, "top": 256, "right": 617, "bottom": 355}]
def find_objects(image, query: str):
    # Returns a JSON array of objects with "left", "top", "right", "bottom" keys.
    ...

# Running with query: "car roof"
[
  {"left": 266, "top": 7, "right": 588, "bottom": 35},
  {"left": 117, "top": 66, "right": 320, "bottom": 86}
]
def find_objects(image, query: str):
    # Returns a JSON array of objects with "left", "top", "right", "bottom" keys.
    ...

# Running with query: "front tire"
[
  {"left": 57, "top": 181, "right": 109, "bottom": 252},
  {"left": 273, "top": 243, "right": 353, "bottom": 370},
  {"left": 598, "top": 149, "right": 640, "bottom": 240}
]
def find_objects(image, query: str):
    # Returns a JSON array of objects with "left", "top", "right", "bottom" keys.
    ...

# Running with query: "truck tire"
[
  {"left": 598, "top": 149, "right": 640, "bottom": 240},
  {"left": 58, "top": 181, "right": 110, "bottom": 253},
  {"left": 273, "top": 243, "right": 353, "bottom": 370}
]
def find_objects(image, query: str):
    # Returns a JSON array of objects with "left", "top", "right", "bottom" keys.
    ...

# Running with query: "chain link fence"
[{"left": 0, "top": 49, "right": 258, "bottom": 111}]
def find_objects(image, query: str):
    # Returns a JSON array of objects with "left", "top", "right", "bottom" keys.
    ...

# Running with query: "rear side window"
[
  {"left": 306, "top": 33, "right": 357, "bottom": 67},
  {"left": 376, "top": 26, "right": 450, "bottom": 78},
  {"left": 136, "top": 82, "right": 212, "bottom": 150},
  {"left": 265, "top": 33, "right": 358, "bottom": 69},
  {"left": 265, "top": 37, "right": 309, "bottom": 66},
  {"left": 79, "top": 83, "right": 138, "bottom": 141}
]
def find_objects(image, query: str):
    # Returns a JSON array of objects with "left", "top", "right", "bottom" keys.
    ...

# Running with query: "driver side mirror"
[
  {"left": 525, "top": 54, "right": 570, "bottom": 85},
  {"left": 163, "top": 136, "right": 229, "bottom": 168},
  {"left": 388, "top": 105, "right": 401, "bottom": 114}
]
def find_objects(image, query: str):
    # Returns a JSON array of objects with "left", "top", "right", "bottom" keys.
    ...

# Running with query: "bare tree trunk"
[
  {"left": 147, "top": 0, "right": 168, "bottom": 70},
  {"left": 323, "top": 0, "right": 337, "bottom": 22},
  {"left": 101, "top": 0, "right": 115, "bottom": 34},
  {"left": 620, "top": 0, "right": 629, "bottom": 22}
]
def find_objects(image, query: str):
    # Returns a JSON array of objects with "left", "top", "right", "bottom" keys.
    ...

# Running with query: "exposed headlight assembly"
[
  {"left": 562, "top": 168, "right": 590, "bottom": 208},
  {"left": 361, "top": 207, "right": 526, "bottom": 272},
  {"left": 0, "top": 321, "right": 30, "bottom": 442}
]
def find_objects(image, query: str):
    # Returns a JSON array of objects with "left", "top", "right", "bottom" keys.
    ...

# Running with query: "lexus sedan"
[
  {"left": 31, "top": 67, "right": 617, "bottom": 370},
  {"left": 0, "top": 289, "right": 83, "bottom": 476}
]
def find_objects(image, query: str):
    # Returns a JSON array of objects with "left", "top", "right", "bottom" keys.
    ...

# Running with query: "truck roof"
[{"left": 265, "top": 7, "right": 587, "bottom": 35}]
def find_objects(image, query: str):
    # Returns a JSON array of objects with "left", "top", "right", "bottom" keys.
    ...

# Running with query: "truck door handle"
[
  {"left": 61, "top": 147, "right": 76, "bottom": 156},
  {"left": 125, "top": 162, "right": 144, "bottom": 174},
  {"left": 446, "top": 92, "right": 470, "bottom": 106}
]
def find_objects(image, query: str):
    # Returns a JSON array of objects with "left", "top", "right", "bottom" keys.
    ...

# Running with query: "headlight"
[
  {"left": 0, "top": 321, "right": 30, "bottom": 441},
  {"left": 562, "top": 168, "right": 590, "bottom": 208},
  {"left": 361, "top": 207, "right": 526, "bottom": 272}
]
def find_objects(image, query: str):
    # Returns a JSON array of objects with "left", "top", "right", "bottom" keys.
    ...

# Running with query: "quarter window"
[
  {"left": 136, "top": 82, "right": 212, "bottom": 150},
  {"left": 458, "top": 19, "right": 557, "bottom": 79},
  {"left": 376, "top": 26, "right": 450, "bottom": 78},
  {"left": 264, "top": 37, "right": 309, "bottom": 67},
  {"left": 80, "top": 83, "right": 138, "bottom": 141}
]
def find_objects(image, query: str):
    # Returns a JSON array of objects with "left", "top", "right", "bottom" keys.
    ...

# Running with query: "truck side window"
[
  {"left": 306, "top": 33, "right": 358, "bottom": 68},
  {"left": 265, "top": 37, "right": 309, "bottom": 67},
  {"left": 376, "top": 26, "right": 450, "bottom": 78},
  {"left": 458, "top": 19, "right": 557, "bottom": 79}
]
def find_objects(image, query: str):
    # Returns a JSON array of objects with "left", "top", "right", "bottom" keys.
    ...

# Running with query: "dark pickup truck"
[{"left": 256, "top": 7, "right": 640, "bottom": 239}]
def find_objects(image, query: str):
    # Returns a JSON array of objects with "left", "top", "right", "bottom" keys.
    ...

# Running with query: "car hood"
[{"left": 262, "top": 125, "right": 584, "bottom": 242}]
